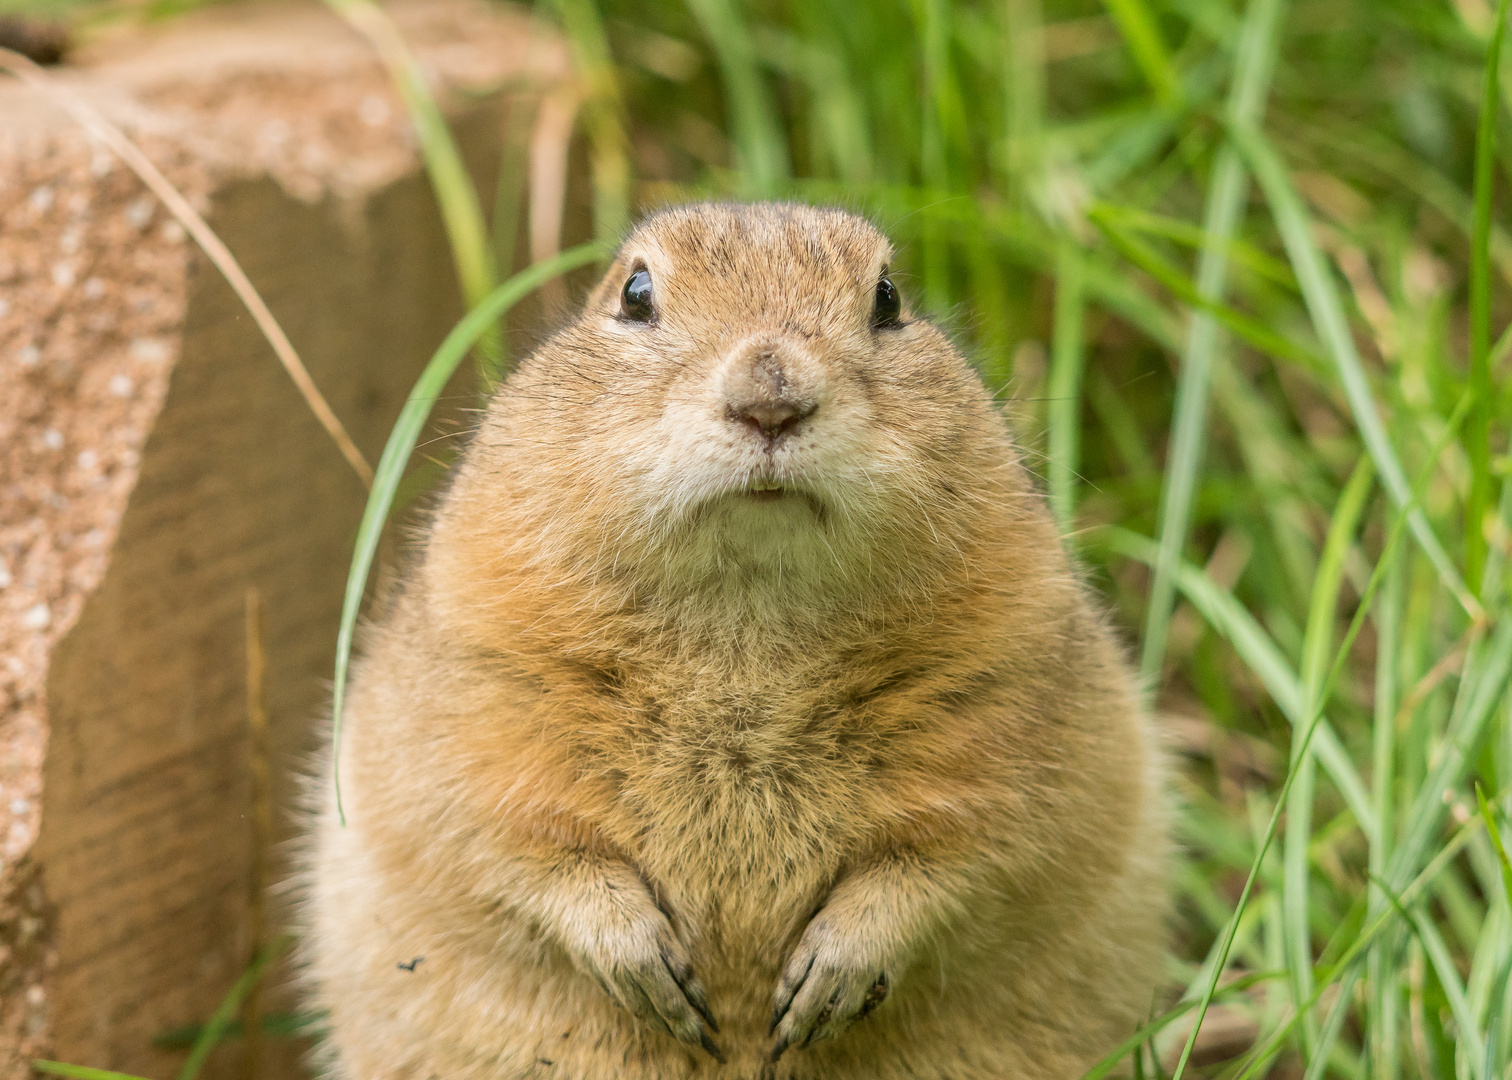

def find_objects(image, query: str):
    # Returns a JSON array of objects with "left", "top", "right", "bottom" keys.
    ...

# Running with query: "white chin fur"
[
  {"left": 597, "top": 392, "right": 911, "bottom": 595},
  {"left": 662, "top": 493, "right": 849, "bottom": 598}
]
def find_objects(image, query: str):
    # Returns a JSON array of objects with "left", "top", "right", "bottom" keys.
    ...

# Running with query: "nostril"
[
  {"left": 732, "top": 400, "right": 816, "bottom": 440},
  {"left": 742, "top": 401, "right": 799, "bottom": 433}
]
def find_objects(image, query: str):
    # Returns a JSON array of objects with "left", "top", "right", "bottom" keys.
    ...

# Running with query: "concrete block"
[{"left": 0, "top": 4, "right": 569, "bottom": 1075}]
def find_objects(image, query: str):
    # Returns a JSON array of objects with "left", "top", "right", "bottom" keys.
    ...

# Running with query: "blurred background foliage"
[{"left": 8, "top": 0, "right": 1512, "bottom": 1076}]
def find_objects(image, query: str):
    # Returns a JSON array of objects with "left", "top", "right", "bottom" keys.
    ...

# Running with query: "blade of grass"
[
  {"left": 1388, "top": 618, "right": 1512, "bottom": 893},
  {"left": 753, "top": 24, "right": 874, "bottom": 184},
  {"left": 153, "top": 1011, "right": 326, "bottom": 1049},
  {"left": 1088, "top": 368, "right": 1159, "bottom": 483},
  {"left": 1283, "top": 456, "right": 1374, "bottom": 1055},
  {"left": 485, "top": 95, "right": 539, "bottom": 376},
  {"left": 1209, "top": 357, "right": 1320, "bottom": 609},
  {"left": 1078, "top": 248, "right": 1182, "bottom": 350},
  {"left": 1467, "top": 0, "right": 1511, "bottom": 590},
  {"left": 1138, "top": 0, "right": 1286, "bottom": 684},
  {"left": 330, "top": 241, "right": 609, "bottom": 824},
  {"left": 1462, "top": 869, "right": 1508, "bottom": 1046},
  {"left": 1166, "top": 665, "right": 1348, "bottom": 1080},
  {"left": 1482, "top": 457, "right": 1512, "bottom": 602},
  {"left": 1090, "top": 202, "right": 1295, "bottom": 289},
  {"left": 1226, "top": 820, "right": 1487, "bottom": 1080},
  {"left": 1162, "top": 433, "right": 1439, "bottom": 1080},
  {"left": 1083, "top": 109, "right": 1179, "bottom": 192},
  {"left": 1001, "top": 0, "right": 1045, "bottom": 194},
  {"left": 1088, "top": 206, "right": 1328, "bottom": 376},
  {"left": 1291, "top": 117, "right": 1512, "bottom": 288},
  {"left": 1122, "top": 391, "right": 1473, "bottom": 873},
  {"left": 1300, "top": 964, "right": 1362, "bottom": 1080},
  {"left": 842, "top": 190, "right": 1185, "bottom": 356},
  {"left": 1477, "top": 783, "right": 1512, "bottom": 906},
  {"left": 33, "top": 1066, "right": 153, "bottom": 1080},
  {"left": 1079, "top": 971, "right": 1284, "bottom": 1080},
  {"left": 1231, "top": 120, "right": 1481, "bottom": 620},
  {"left": 1049, "top": 238, "right": 1087, "bottom": 531},
  {"left": 1144, "top": 771, "right": 1482, "bottom": 1080},
  {"left": 323, "top": 0, "right": 502, "bottom": 380},
  {"left": 492, "top": 96, "right": 535, "bottom": 282},
  {"left": 1492, "top": 320, "right": 1512, "bottom": 371},
  {"left": 1481, "top": 945, "right": 1512, "bottom": 1080},
  {"left": 914, "top": 0, "right": 953, "bottom": 305},
  {"left": 1107, "top": 527, "right": 1373, "bottom": 835},
  {"left": 547, "top": 0, "right": 631, "bottom": 240},
  {"left": 1179, "top": 851, "right": 1274, "bottom": 992},
  {"left": 1410, "top": 906, "right": 1488, "bottom": 1080},
  {"left": 1256, "top": 807, "right": 1291, "bottom": 1043},
  {"left": 1100, "top": 0, "right": 1180, "bottom": 108},
  {"left": 1369, "top": 545, "right": 1403, "bottom": 1080},
  {"left": 684, "top": 0, "right": 788, "bottom": 195},
  {"left": 0, "top": 46, "right": 373, "bottom": 487},
  {"left": 177, "top": 935, "right": 292, "bottom": 1080}
]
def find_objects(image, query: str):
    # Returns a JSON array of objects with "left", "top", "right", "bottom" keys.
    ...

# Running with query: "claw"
[
  {"left": 858, "top": 973, "right": 889, "bottom": 1018},
  {"left": 699, "top": 1030, "right": 726, "bottom": 1064},
  {"left": 768, "top": 957, "right": 892, "bottom": 1058},
  {"left": 769, "top": 951, "right": 814, "bottom": 1034},
  {"left": 687, "top": 984, "right": 719, "bottom": 1034},
  {"left": 589, "top": 970, "right": 618, "bottom": 1005},
  {"left": 693, "top": 999, "right": 719, "bottom": 1035},
  {"left": 662, "top": 953, "right": 720, "bottom": 1035},
  {"left": 812, "top": 997, "right": 836, "bottom": 1033}
]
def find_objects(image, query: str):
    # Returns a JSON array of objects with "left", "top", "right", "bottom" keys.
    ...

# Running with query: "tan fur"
[{"left": 299, "top": 203, "right": 1171, "bottom": 1080}]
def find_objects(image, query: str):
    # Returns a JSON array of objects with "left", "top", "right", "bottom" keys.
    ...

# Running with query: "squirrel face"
[{"left": 448, "top": 203, "right": 1011, "bottom": 622}]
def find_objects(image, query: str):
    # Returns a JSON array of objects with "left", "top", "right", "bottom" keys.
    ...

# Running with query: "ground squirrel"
[{"left": 301, "top": 202, "right": 1170, "bottom": 1079}]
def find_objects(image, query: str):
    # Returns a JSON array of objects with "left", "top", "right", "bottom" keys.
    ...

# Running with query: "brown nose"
[{"left": 730, "top": 399, "right": 816, "bottom": 441}]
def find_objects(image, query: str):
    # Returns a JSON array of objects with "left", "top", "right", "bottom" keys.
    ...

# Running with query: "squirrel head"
[{"left": 432, "top": 203, "right": 1035, "bottom": 634}]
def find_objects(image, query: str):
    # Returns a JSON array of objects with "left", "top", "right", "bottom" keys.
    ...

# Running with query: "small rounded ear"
[{"left": 584, "top": 258, "right": 629, "bottom": 315}]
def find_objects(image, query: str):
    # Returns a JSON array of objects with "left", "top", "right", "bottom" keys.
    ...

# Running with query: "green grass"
[
  {"left": 329, "top": 240, "right": 609, "bottom": 823},
  {"left": 13, "top": 0, "right": 1512, "bottom": 1076},
  {"left": 32, "top": 938, "right": 291, "bottom": 1080}
]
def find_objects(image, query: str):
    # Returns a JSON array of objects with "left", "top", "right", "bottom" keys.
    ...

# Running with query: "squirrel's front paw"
[
  {"left": 575, "top": 907, "right": 723, "bottom": 1062},
  {"left": 768, "top": 914, "right": 892, "bottom": 1061}
]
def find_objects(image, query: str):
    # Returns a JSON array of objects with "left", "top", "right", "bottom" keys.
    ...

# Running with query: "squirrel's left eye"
[
  {"left": 873, "top": 275, "right": 901, "bottom": 329},
  {"left": 621, "top": 268, "right": 655, "bottom": 323}
]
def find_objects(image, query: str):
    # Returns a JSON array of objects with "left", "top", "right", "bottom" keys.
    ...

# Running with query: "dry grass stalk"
[
  {"left": 242, "top": 588, "right": 272, "bottom": 1080},
  {"left": 0, "top": 46, "right": 375, "bottom": 487},
  {"left": 529, "top": 84, "right": 580, "bottom": 309}
]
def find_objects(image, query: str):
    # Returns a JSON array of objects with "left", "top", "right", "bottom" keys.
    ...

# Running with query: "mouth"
[
  {"left": 744, "top": 479, "right": 788, "bottom": 502},
  {"left": 700, "top": 476, "right": 826, "bottom": 521}
]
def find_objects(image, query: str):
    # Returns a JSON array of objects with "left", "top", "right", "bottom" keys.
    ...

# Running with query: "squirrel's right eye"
[
  {"left": 873, "top": 275, "right": 901, "bottom": 329},
  {"left": 620, "top": 269, "right": 654, "bottom": 323}
]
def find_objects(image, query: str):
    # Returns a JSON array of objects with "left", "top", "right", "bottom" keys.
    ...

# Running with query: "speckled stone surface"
[{"left": 0, "top": 4, "right": 567, "bottom": 1075}]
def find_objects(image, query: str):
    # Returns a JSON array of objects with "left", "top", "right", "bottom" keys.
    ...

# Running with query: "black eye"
[
  {"left": 873, "top": 275, "right": 901, "bottom": 328},
  {"left": 620, "top": 268, "right": 654, "bottom": 323}
]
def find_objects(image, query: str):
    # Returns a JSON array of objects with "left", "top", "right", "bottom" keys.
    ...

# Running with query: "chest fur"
[{"left": 565, "top": 672, "right": 888, "bottom": 896}]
